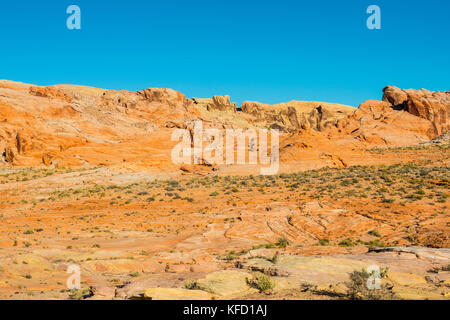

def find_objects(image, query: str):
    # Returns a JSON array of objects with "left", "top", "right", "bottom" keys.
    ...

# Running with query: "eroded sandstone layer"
[{"left": 0, "top": 80, "right": 448, "bottom": 300}]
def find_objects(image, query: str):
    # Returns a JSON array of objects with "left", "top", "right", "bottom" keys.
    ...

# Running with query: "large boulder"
[{"left": 382, "top": 86, "right": 450, "bottom": 136}]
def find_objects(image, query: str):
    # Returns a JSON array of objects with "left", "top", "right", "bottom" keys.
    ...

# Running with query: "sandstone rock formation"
[
  {"left": 29, "top": 86, "right": 73, "bottom": 103},
  {"left": 241, "top": 100, "right": 354, "bottom": 132},
  {"left": 330, "top": 87, "right": 450, "bottom": 146},
  {"left": 141, "top": 288, "right": 216, "bottom": 300},
  {"left": 333, "top": 100, "right": 439, "bottom": 145},
  {"left": 0, "top": 79, "right": 449, "bottom": 301},
  {"left": 195, "top": 270, "right": 258, "bottom": 298},
  {"left": 382, "top": 86, "right": 450, "bottom": 136},
  {"left": 0, "top": 79, "right": 448, "bottom": 170},
  {"left": 0, "top": 81, "right": 200, "bottom": 167},
  {"left": 3, "top": 147, "right": 14, "bottom": 163},
  {"left": 193, "top": 95, "right": 238, "bottom": 112}
]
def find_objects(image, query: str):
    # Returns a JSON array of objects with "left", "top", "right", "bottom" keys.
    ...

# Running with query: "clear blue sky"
[{"left": 1, "top": 0, "right": 449, "bottom": 107}]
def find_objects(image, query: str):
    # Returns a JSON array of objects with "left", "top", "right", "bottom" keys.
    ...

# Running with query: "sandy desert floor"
[{"left": 0, "top": 143, "right": 448, "bottom": 300}]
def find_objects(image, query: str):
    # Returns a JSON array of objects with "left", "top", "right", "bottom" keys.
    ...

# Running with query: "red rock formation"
[
  {"left": 382, "top": 86, "right": 450, "bottom": 135},
  {"left": 192, "top": 95, "right": 237, "bottom": 112},
  {"left": 331, "top": 87, "right": 449, "bottom": 146},
  {"left": 138, "top": 88, "right": 191, "bottom": 109},
  {"left": 0, "top": 82, "right": 199, "bottom": 167},
  {"left": 0, "top": 80, "right": 448, "bottom": 169},
  {"left": 29, "top": 86, "right": 73, "bottom": 103},
  {"left": 241, "top": 101, "right": 354, "bottom": 132}
]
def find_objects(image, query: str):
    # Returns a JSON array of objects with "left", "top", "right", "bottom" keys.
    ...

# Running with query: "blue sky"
[{"left": 1, "top": 0, "right": 449, "bottom": 107}]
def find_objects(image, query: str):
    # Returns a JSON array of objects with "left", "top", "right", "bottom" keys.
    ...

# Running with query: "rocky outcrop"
[
  {"left": 0, "top": 82, "right": 200, "bottom": 166},
  {"left": 332, "top": 86, "right": 450, "bottom": 145},
  {"left": 241, "top": 101, "right": 354, "bottom": 132},
  {"left": 334, "top": 99, "right": 438, "bottom": 145},
  {"left": 3, "top": 147, "right": 14, "bottom": 163},
  {"left": 193, "top": 95, "right": 237, "bottom": 112},
  {"left": 382, "top": 86, "right": 450, "bottom": 136},
  {"left": 99, "top": 88, "right": 197, "bottom": 115},
  {"left": 195, "top": 270, "right": 258, "bottom": 298},
  {"left": 42, "top": 152, "right": 55, "bottom": 166},
  {"left": 138, "top": 88, "right": 192, "bottom": 109},
  {"left": 90, "top": 285, "right": 116, "bottom": 299},
  {"left": 240, "top": 101, "right": 270, "bottom": 117},
  {"left": 140, "top": 288, "right": 215, "bottom": 300},
  {"left": 29, "top": 86, "right": 73, "bottom": 103},
  {"left": 305, "top": 105, "right": 340, "bottom": 131},
  {"left": 1, "top": 80, "right": 448, "bottom": 167}
]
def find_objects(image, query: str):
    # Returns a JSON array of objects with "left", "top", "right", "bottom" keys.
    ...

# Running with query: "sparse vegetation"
[
  {"left": 1, "top": 159, "right": 447, "bottom": 299},
  {"left": 248, "top": 273, "right": 275, "bottom": 292},
  {"left": 339, "top": 238, "right": 356, "bottom": 247},
  {"left": 346, "top": 267, "right": 394, "bottom": 300},
  {"left": 129, "top": 271, "right": 140, "bottom": 277},
  {"left": 69, "top": 288, "right": 92, "bottom": 300},
  {"left": 184, "top": 279, "right": 197, "bottom": 290}
]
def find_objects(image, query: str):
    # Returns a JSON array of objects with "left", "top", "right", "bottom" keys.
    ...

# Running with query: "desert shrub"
[
  {"left": 364, "top": 239, "right": 386, "bottom": 247},
  {"left": 223, "top": 252, "right": 236, "bottom": 261},
  {"left": 368, "top": 230, "right": 381, "bottom": 237},
  {"left": 69, "top": 287, "right": 92, "bottom": 300},
  {"left": 167, "top": 180, "right": 179, "bottom": 187},
  {"left": 381, "top": 197, "right": 395, "bottom": 203},
  {"left": 276, "top": 238, "right": 289, "bottom": 248},
  {"left": 184, "top": 279, "right": 197, "bottom": 290},
  {"left": 339, "top": 238, "right": 356, "bottom": 247},
  {"left": 346, "top": 268, "right": 394, "bottom": 300},
  {"left": 318, "top": 239, "right": 330, "bottom": 246},
  {"left": 248, "top": 274, "right": 275, "bottom": 292}
]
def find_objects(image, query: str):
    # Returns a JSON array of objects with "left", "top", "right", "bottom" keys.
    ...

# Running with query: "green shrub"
[
  {"left": 276, "top": 238, "right": 289, "bottom": 248},
  {"left": 368, "top": 230, "right": 381, "bottom": 237},
  {"left": 248, "top": 274, "right": 275, "bottom": 292},
  {"left": 184, "top": 279, "right": 197, "bottom": 290},
  {"left": 346, "top": 268, "right": 394, "bottom": 300},
  {"left": 339, "top": 238, "right": 356, "bottom": 247},
  {"left": 69, "top": 288, "right": 92, "bottom": 300}
]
